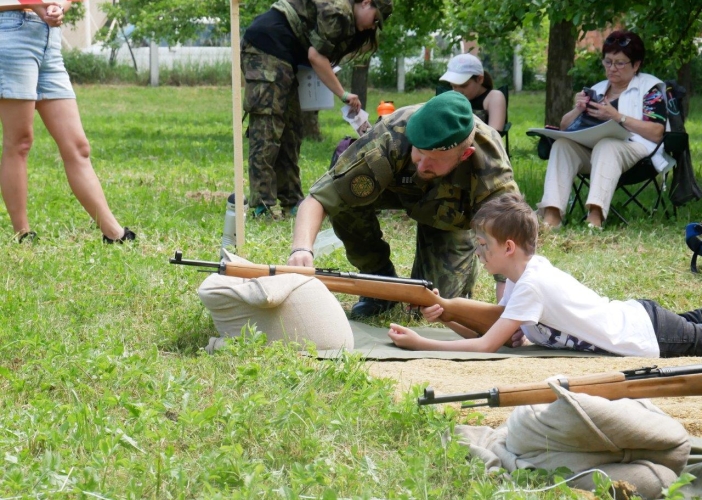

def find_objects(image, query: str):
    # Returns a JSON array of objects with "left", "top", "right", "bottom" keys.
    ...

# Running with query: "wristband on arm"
[{"left": 289, "top": 248, "right": 314, "bottom": 259}]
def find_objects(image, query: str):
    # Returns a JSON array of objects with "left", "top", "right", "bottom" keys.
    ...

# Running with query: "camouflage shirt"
[
  {"left": 272, "top": 0, "right": 357, "bottom": 62},
  {"left": 310, "top": 104, "right": 519, "bottom": 231}
]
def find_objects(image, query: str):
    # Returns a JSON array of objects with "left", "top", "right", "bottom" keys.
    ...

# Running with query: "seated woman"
[
  {"left": 538, "top": 30, "right": 668, "bottom": 229},
  {"left": 439, "top": 53, "right": 506, "bottom": 132}
]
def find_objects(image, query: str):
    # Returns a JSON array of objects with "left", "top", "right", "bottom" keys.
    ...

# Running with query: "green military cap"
[
  {"left": 372, "top": 0, "right": 392, "bottom": 29},
  {"left": 406, "top": 91, "right": 474, "bottom": 151}
]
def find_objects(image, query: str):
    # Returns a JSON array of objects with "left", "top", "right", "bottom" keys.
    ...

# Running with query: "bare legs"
[
  {"left": 0, "top": 98, "right": 125, "bottom": 240},
  {"left": 0, "top": 99, "right": 34, "bottom": 235}
]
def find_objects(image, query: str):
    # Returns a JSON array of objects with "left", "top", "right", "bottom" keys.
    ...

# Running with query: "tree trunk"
[
  {"left": 677, "top": 61, "right": 692, "bottom": 118},
  {"left": 545, "top": 20, "right": 576, "bottom": 126},
  {"left": 302, "top": 111, "right": 322, "bottom": 142},
  {"left": 351, "top": 64, "right": 369, "bottom": 111}
]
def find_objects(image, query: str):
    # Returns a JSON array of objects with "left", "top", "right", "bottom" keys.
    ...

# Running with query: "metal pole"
[{"left": 230, "top": 0, "right": 245, "bottom": 246}]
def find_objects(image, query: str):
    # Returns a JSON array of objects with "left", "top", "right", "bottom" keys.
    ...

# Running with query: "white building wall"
[
  {"left": 61, "top": 0, "right": 110, "bottom": 50},
  {"left": 86, "top": 46, "right": 232, "bottom": 71}
]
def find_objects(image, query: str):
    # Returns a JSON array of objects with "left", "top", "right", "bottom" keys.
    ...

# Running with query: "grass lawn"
[{"left": 0, "top": 85, "right": 701, "bottom": 497}]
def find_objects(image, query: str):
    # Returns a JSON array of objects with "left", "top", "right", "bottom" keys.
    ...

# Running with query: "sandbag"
[
  {"left": 452, "top": 382, "right": 690, "bottom": 499},
  {"left": 197, "top": 254, "right": 353, "bottom": 353}
]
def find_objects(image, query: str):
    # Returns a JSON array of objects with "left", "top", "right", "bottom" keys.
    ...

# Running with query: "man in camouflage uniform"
[
  {"left": 288, "top": 91, "right": 519, "bottom": 317},
  {"left": 241, "top": 0, "right": 392, "bottom": 218}
]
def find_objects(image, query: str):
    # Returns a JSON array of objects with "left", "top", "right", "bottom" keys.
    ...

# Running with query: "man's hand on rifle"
[{"left": 287, "top": 247, "right": 314, "bottom": 267}]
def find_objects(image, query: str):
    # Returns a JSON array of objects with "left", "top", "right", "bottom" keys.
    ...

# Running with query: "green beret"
[{"left": 406, "top": 91, "right": 474, "bottom": 151}]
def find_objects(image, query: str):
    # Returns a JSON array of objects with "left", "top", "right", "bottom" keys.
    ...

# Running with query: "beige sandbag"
[
  {"left": 453, "top": 382, "right": 691, "bottom": 499},
  {"left": 197, "top": 254, "right": 353, "bottom": 353}
]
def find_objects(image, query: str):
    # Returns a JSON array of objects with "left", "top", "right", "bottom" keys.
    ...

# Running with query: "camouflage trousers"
[
  {"left": 241, "top": 40, "right": 304, "bottom": 209},
  {"left": 328, "top": 196, "right": 481, "bottom": 299}
]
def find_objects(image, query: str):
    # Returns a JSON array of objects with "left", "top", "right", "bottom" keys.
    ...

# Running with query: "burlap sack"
[
  {"left": 197, "top": 255, "right": 353, "bottom": 353},
  {"left": 453, "top": 383, "right": 691, "bottom": 499}
]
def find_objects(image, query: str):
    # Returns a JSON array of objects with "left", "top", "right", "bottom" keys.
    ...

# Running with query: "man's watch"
[{"left": 619, "top": 115, "right": 627, "bottom": 125}]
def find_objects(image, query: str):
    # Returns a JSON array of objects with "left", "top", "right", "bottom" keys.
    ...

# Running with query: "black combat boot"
[{"left": 349, "top": 263, "right": 398, "bottom": 318}]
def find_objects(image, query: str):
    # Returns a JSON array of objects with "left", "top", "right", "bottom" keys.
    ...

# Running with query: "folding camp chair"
[
  {"left": 567, "top": 132, "right": 687, "bottom": 224},
  {"left": 497, "top": 85, "right": 512, "bottom": 158},
  {"left": 527, "top": 130, "right": 688, "bottom": 225}
]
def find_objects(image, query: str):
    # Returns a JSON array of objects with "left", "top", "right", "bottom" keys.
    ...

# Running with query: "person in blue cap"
[{"left": 288, "top": 91, "right": 519, "bottom": 318}]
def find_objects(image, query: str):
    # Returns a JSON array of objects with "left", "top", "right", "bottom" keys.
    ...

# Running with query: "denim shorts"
[{"left": 0, "top": 10, "right": 75, "bottom": 100}]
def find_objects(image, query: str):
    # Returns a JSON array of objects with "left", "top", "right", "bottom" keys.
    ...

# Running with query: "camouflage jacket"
[
  {"left": 272, "top": 0, "right": 357, "bottom": 61},
  {"left": 310, "top": 104, "right": 519, "bottom": 231}
]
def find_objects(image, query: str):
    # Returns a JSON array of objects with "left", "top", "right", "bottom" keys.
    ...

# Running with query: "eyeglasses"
[
  {"left": 602, "top": 59, "right": 632, "bottom": 69},
  {"left": 605, "top": 35, "right": 631, "bottom": 47}
]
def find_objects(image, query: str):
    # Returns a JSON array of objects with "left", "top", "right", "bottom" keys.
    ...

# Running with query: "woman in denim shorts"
[{"left": 0, "top": 2, "right": 134, "bottom": 243}]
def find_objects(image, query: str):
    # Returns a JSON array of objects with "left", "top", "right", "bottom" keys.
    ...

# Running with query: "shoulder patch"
[{"left": 350, "top": 174, "right": 375, "bottom": 198}]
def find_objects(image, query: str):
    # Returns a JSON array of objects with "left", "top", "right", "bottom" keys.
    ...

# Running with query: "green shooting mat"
[{"left": 312, "top": 321, "right": 611, "bottom": 360}]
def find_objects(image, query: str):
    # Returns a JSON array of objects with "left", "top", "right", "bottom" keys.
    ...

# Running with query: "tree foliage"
[
  {"left": 374, "top": 0, "right": 449, "bottom": 59},
  {"left": 448, "top": 0, "right": 702, "bottom": 122},
  {"left": 627, "top": 1, "right": 702, "bottom": 77},
  {"left": 96, "top": 0, "right": 269, "bottom": 46},
  {"left": 93, "top": 0, "right": 702, "bottom": 103}
]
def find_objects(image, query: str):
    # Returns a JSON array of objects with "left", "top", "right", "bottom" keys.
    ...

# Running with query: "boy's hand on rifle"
[
  {"left": 421, "top": 304, "right": 443, "bottom": 322},
  {"left": 420, "top": 288, "right": 444, "bottom": 322}
]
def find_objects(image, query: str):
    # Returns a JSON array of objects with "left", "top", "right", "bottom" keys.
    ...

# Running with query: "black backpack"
[{"left": 665, "top": 80, "right": 702, "bottom": 207}]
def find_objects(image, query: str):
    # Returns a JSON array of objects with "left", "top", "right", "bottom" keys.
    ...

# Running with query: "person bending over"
[
  {"left": 288, "top": 91, "right": 518, "bottom": 318},
  {"left": 242, "top": 0, "right": 392, "bottom": 219},
  {"left": 389, "top": 192, "right": 702, "bottom": 357}
]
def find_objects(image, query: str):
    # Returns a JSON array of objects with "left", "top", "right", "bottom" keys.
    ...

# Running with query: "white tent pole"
[{"left": 230, "top": 0, "right": 246, "bottom": 246}]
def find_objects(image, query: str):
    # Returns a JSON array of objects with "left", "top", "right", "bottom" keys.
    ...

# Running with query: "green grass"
[{"left": 1, "top": 86, "right": 701, "bottom": 497}]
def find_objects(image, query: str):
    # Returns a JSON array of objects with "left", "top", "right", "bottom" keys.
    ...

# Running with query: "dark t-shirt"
[
  {"left": 470, "top": 89, "right": 490, "bottom": 125},
  {"left": 243, "top": 9, "right": 309, "bottom": 68}
]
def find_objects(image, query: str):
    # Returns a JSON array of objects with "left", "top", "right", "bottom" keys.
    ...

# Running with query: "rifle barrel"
[
  {"left": 417, "top": 367, "right": 702, "bottom": 408},
  {"left": 169, "top": 251, "right": 223, "bottom": 272},
  {"left": 418, "top": 387, "right": 496, "bottom": 407},
  {"left": 169, "top": 251, "right": 433, "bottom": 288}
]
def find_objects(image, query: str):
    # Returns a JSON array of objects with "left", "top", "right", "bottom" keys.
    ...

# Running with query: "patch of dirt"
[
  {"left": 367, "top": 356, "right": 702, "bottom": 436},
  {"left": 185, "top": 190, "right": 230, "bottom": 202}
]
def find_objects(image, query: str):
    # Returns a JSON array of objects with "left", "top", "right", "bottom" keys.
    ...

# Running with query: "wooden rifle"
[
  {"left": 169, "top": 250, "right": 503, "bottom": 334},
  {"left": 417, "top": 364, "right": 702, "bottom": 407}
]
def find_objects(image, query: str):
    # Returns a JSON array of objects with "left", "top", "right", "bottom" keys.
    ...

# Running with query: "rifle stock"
[
  {"left": 418, "top": 365, "right": 702, "bottom": 407},
  {"left": 170, "top": 251, "right": 503, "bottom": 334}
]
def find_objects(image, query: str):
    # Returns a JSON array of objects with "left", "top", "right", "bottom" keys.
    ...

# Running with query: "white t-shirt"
[{"left": 499, "top": 256, "right": 659, "bottom": 357}]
